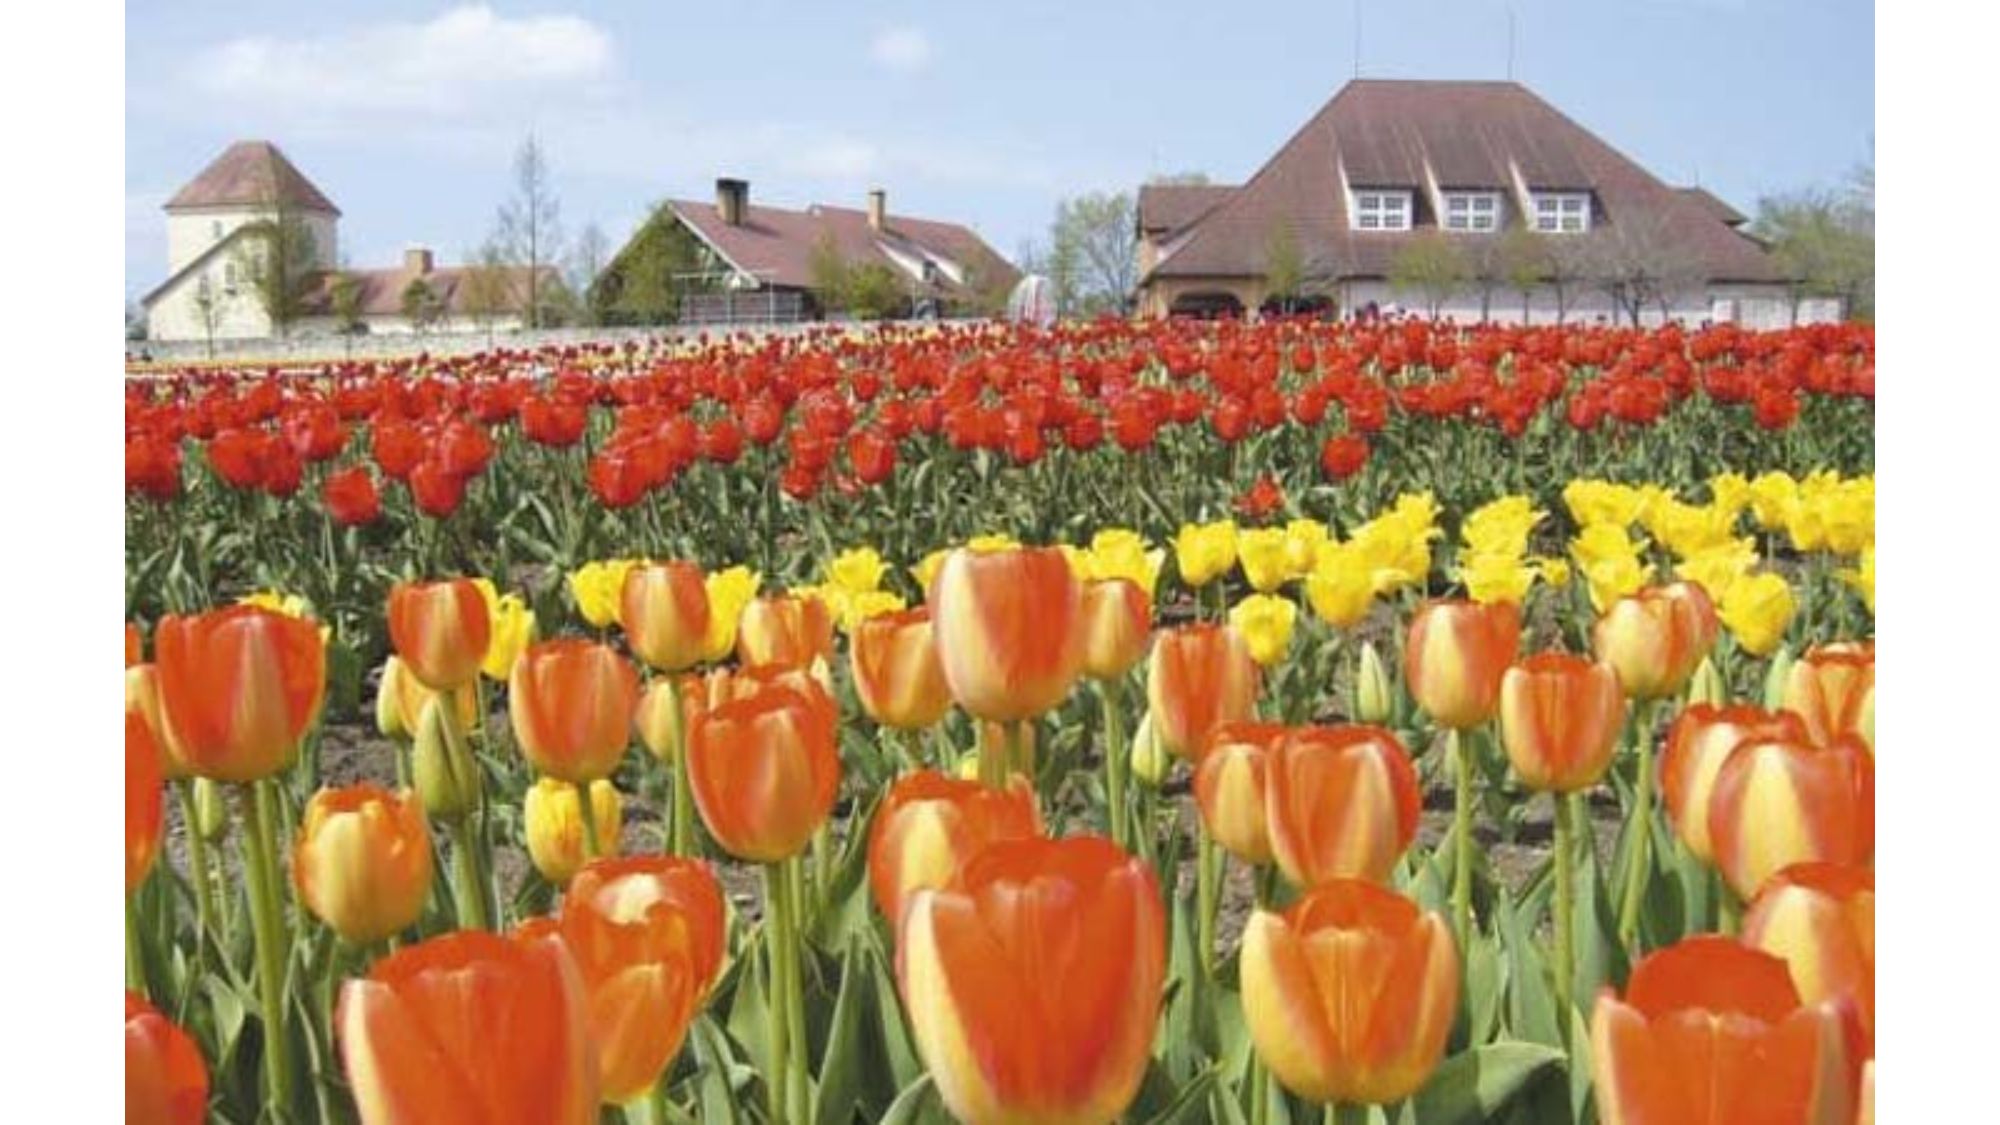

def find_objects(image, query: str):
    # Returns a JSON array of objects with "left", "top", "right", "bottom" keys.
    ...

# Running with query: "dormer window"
[
  {"left": 1444, "top": 191, "right": 1503, "bottom": 232},
  {"left": 1533, "top": 192, "right": 1591, "bottom": 233},
  {"left": 1351, "top": 190, "right": 1412, "bottom": 232}
]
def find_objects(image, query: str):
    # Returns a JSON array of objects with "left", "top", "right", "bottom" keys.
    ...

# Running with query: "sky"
[{"left": 124, "top": 1, "right": 1873, "bottom": 299}]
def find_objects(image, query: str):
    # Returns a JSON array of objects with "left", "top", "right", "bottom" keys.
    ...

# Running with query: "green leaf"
[
  {"left": 808, "top": 793, "right": 883, "bottom": 953},
  {"left": 1465, "top": 930, "right": 1505, "bottom": 1047},
  {"left": 1137, "top": 1063, "right": 1220, "bottom": 1125},
  {"left": 811, "top": 938, "right": 874, "bottom": 1125},
  {"left": 724, "top": 929, "right": 773, "bottom": 1078},
  {"left": 1497, "top": 889, "right": 1560, "bottom": 1048},
  {"left": 688, "top": 1016, "right": 747, "bottom": 1125},
  {"left": 878, "top": 1073, "right": 950, "bottom": 1125},
  {"left": 1410, "top": 1042, "right": 1566, "bottom": 1125}
]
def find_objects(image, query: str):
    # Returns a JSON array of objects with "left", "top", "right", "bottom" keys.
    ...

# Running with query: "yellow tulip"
[
  {"left": 911, "top": 549, "right": 951, "bottom": 593},
  {"left": 1747, "top": 471, "right": 1799, "bottom": 530},
  {"left": 1281, "top": 519, "right": 1329, "bottom": 578},
  {"left": 1532, "top": 556, "right": 1571, "bottom": 588},
  {"left": 1675, "top": 538, "right": 1759, "bottom": 605},
  {"left": 481, "top": 594, "right": 537, "bottom": 682},
  {"left": 838, "top": 589, "right": 909, "bottom": 632},
  {"left": 1237, "top": 528, "right": 1294, "bottom": 593},
  {"left": 238, "top": 589, "right": 332, "bottom": 648},
  {"left": 1718, "top": 572, "right": 1797, "bottom": 657},
  {"left": 1088, "top": 529, "right": 1167, "bottom": 597},
  {"left": 1305, "top": 543, "right": 1377, "bottom": 629},
  {"left": 1709, "top": 471, "right": 1752, "bottom": 517},
  {"left": 699, "top": 565, "right": 762, "bottom": 663},
  {"left": 1175, "top": 520, "right": 1238, "bottom": 587},
  {"left": 1457, "top": 552, "right": 1537, "bottom": 606},
  {"left": 1228, "top": 594, "right": 1298, "bottom": 667},
  {"left": 1647, "top": 501, "right": 1741, "bottom": 559},
  {"left": 1460, "top": 495, "right": 1543, "bottom": 559},
  {"left": 826, "top": 547, "right": 889, "bottom": 594},
  {"left": 1839, "top": 546, "right": 1875, "bottom": 614},
  {"left": 524, "top": 777, "right": 623, "bottom": 886},
  {"left": 569, "top": 559, "right": 639, "bottom": 629}
]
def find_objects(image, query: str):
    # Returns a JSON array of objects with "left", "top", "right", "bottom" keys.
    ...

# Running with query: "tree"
[
  {"left": 1146, "top": 171, "right": 1213, "bottom": 186},
  {"left": 591, "top": 205, "right": 712, "bottom": 325},
  {"left": 1496, "top": 225, "right": 1548, "bottom": 322},
  {"left": 568, "top": 223, "right": 610, "bottom": 327},
  {"left": 845, "top": 262, "right": 907, "bottom": 321},
  {"left": 125, "top": 300, "right": 147, "bottom": 343},
  {"left": 1049, "top": 191, "right": 1137, "bottom": 315},
  {"left": 1387, "top": 232, "right": 1469, "bottom": 319},
  {"left": 808, "top": 232, "right": 853, "bottom": 316},
  {"left": 190, "top": 276, "right": 223, "bottom": 357},
  {"left": 1752, "top": 186, "right": 1873, "bottom": 323},
  {"left": 400, "top": 278, "right": 443, "bottom": 335},
  {"left": 495, "top": 134, "right": 563, "bottom": 329},
  {"left": 1262, "top": 222, "right": 1305, "bottom": 314},
  {"left": 233, "top": 193, "right": 318, "bottom": 338},
  {"left": 329, "top": 272, "right": 365, "bottom": 336},
  {"left": 459, "top": 241, "right": 516, "bottom": 347},
  {"left": 1465, "top": 237, "right": 1504, "bottom": 322},
  {"left": 1588, "top": 213, "right": 1702, "bottom": 326},
  {"left": 1542, "top": 236, "right": 1589, "bottom": 325}
]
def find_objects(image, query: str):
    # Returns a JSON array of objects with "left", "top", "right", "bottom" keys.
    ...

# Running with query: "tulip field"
[{"left": 125, "top": 316, "right": 1874, "bottom": 1124}]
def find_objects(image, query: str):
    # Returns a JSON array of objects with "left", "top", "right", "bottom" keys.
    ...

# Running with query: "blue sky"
[{"left": 125, "top": 1, "right": 1872, "bottom": 297}]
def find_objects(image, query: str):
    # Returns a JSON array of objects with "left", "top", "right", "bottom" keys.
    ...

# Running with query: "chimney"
[
  {"left": 867, "top": 188, "right": 887, "bottom": 233},
  {"left": 717, "top": 178, "right": 749, "bottom": 226},
  {"left": 403, "top": 246, "right": 434, "bottom": 274}
]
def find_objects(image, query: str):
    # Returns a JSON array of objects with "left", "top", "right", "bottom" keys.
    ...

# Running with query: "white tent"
[{"left": 1006, "top": 275, "right": 1056, "bottom": 326}]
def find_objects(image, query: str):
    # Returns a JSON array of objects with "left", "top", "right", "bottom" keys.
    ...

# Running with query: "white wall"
[
  {"left": 164, "top": 207, "right": 337, "bottom": 275},
  {"left": 146, "top": 257, "right": 273, "bottom": 342},
  {"left": 1339, "top": 280, "right": 1838, "bottom": 328}
]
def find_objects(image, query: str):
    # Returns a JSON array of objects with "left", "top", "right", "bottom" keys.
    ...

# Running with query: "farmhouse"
[
  {"left": 142, "top": 140, "right": 550, "bottom": 344},
  {"left": 592, "top": 179, "right": 1019, "bottom": 324},
  {"left": 1136, "top": 79, "right": 1837, "bottom": 327}
]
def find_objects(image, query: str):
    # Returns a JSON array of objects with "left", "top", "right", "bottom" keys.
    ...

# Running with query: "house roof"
[
  {"left": 1677, "top": 185, "right": 1750, "bottom": 227},
  {"left": 1138, "top": 184, "right": 1238, "bottom": 235},
  {"left": 299, "top": 263, "right": 562, "bottom": 318},
  {"left": 138, "top": 226, "right": 257, "bottom": 307},
  {"left": 1146, "top": 79, "right": 1783, "bottom": 285},
  {"left": 165, "top": 140, "right": 341, "bottom": 215},
  {"left": 664, "top": 196, "right": 1019, "bottom": 297}
]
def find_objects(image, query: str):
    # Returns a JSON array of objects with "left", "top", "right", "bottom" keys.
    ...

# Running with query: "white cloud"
[
  {"left": 191, "top": 5, "right": 613, "bottom": 116},
  {"left": 870, "top": 27, "right": 933, "bottom": 73}
]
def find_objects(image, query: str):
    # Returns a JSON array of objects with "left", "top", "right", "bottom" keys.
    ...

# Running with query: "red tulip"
[{"left": 322, "top": 465, "right": 382, "bottom": 526}]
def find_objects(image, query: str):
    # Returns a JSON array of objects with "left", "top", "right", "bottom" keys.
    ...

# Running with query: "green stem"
[
  {"left": 978, "top": 718, "right": 1006, "bottom": 789},
  {"left": 1197, "top": 828, "right": 1220, "bottom": 977},
  {"left": 449, "top": 817, "right": 492, "bottom": 931},
  {"left": 668, "top": 677, "right": 697, "bottom": 857},
  {"left": 764, "top": 861, "right": 802, "bottom": 1125},
  {"left": 784, "top": 859, "right": 811, "bottom": 1121},
  {"left": 177, "top": 783, "right": 215, "bottom": 949},
  {"left": 243, "top": 780, "right": 296, "bottom": 1113},
  {"left": 576, "top": 779, "right": 603, "bottom": 860},
  {"left": 1617, "top": 703, "right": 1656, "bottom": 950},
  {"left": 1553, "top": 792, "right": 1577, "bottom": 1040},
  {"left": 125, "top": 895, "right": 147, "bottom": 996},
  {"left": 1717, "top": 874, "right": 1744, "bottom": 937},
  {"left": 1451, "top": 727, "right": 1476, "bottom": 945},
  {"left": 1250, "top": 1051, "right": 1271, "bottom": 1125},
  {"left": 1103, "top": 679, "right": 1130, "bottom": 849}
]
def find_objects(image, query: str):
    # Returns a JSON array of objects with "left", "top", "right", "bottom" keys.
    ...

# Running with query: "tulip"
[
  {"left": 930, "top": 546, "right": 1087, "bottom": 724},
  {"left": 509, "top": 639, "right": 641, "bottom": 784},
  {"left": 1498, "top": 654, "right": 1624, "bottom": 792},
  {"left": 1229, "top": 593, "right": 1299, "bottom": 667},
  {"left": 552, "top": 857, "right": 727, "bottom": 1103},
  {"left": 1237, "top": 527, "right": 1293, "bottom": 592},
  {"left": 154, "top": 606, "right": 325, "bottom": 783},
  {"left": 1304, "top": 542, "right": 1377, "bottom": 628},
  {"left": 1174, "top": 519, "right": 1239, "bottom": 587},
  {"left": 632, "top": 678, "right": 687, "bottom": 762},
  {"left": 621, "top": 561, "right": 711, "bottom": 672},
  {"left": 412, "top": 694, "right": 481, "bottom": 821},
  {"left": 687, "top": 679, "right": 841, "bottom": 864},
  {"left": 1590, "top": 936, "right": 1859, "bottom": 1124},
  {"left": 849, "top": 607, "right": 952, "bottom": 730},
  {"left": 1404, "top": 598, "right": 1521, "bottom": 730},
  {"left": 899, "top": 836, "right": 1165, "bottom": 1125},
  {"left": 570, "top": 558, "right": 640, "bottom": 630},
  {"left": 126, "top": 992, "right": 209, "bottom": 1125},
  {"left": 292, "top": 784, "right": 433, "bottom": 944},
  {"left": 126, "top": 621, "right": 143, "bottom": 667},
  {"left": 1353, "top": 640, "right": 1394, "bottom": 724},
  {"left": 1078, "top": 578, "right": 1152, "bottom": 680},
  {"left": 1193, "top": 722, "right": 1285, "bottom": 865},
  {"left": 1265, "top": 725, "right": 1421, "bottom": 887},
  {"left": 1147, "top": 623, "right": 1260, "bottom": 760},
  {"left": 374, "top": 655, "right": 476, "bottom": 747},
  {"left": 1719, "top": 571, "right": 1797, "bottom": 657},
  {"left": 526, "top": 777, "right": 624, "bottom": 885},
  {"left": 127, "top": 710, "right": 164, "bottom": 894},
  {"left": 386, "top": 579, "right": 491, "bottom": 691},
  {"left": 480, "top": 590, "right": 537, "bottom": 682},
  {"left": 1685, "top": 655, "right": 1727, "bottom": 706},
  {"left": 1241, "top": 880, "right": 1458, "bottom": 1106},
  {"left": 737, "top": 593, "right": 835, "bottom": 670},
  {"left": 699, "top": 565, "right": 761, "bottom": 663},
  {"left": 1660, "top": 704, "right": 1809, "bottom": 863},
  {"left": 1130, "top": 710, "right": 1171, "bottom": 785},
  {"left": 1709, "top": 735, "right": 1875, "bottom": 901},
  {"left": 337, "top": 930, "right": 598, "bottom": 1124},
  {"left": 1593, "top": 584, "right": 1716, "bottom": 701},
  {"left": 1742, "top": 862, "right": 1875, "bottom": 1058},
  {"left": 867, "top": 770, "right": 1042, "bottom": 926},
  {"left": 1783, "top": 642, "right": 1875, "bottom": 754}
]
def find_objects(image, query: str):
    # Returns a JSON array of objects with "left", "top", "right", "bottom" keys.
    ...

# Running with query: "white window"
[
  {"left": 1444, "top": 192, "right": 1503, "bottom": 232},
  {"left": 1351, "top": 190, "right": 1412, "bottom": 232},
  {"left": 1533, "top": 192, "right": 1591, "bottom": 233}
]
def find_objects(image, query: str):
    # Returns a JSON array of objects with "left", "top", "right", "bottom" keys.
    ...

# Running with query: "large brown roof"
[
  {"left": 166, "top": 141, "right": 341, "bottom": 215},
  {"left": 1147, "top": 79, "right": 1783, "bottom": 284},
  {"left": 299, "top": 263, "right": 560, "bottom": 318},
  {"left": 1138, "top": 184, "right": 1238, "bottom": 235},
  {"left": 667, "top": 197, "right": 1018, "bottom": 296}
]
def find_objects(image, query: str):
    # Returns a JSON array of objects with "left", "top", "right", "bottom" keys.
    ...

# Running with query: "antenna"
[
  {"left": 1353, "top": 0, "right": 1362, "bottom": 79},
  {"left": 1507, "top": 7, "right": 1516, "bottom": 81}
]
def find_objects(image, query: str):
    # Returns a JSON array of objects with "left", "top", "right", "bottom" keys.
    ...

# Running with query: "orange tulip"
[
  {"left": 1265, "top": 725, "right": 1422, "bottom": 887},
  {"left": 1147, "top": 622, "right": 1260, "bottom": 760},
  {"left": 620, "top": 561, "right": 711, "bottom": 673},
  {"left": 736, "top": 593, "right": 835, "bottom": 670},
  {"left": 1403, "top": 598, "right": 1521, "bottom": 730},
  {"left": 376, "top": 655, "right": 477, "bottom": 743},
  {"left": 1709, "top": 736, "right": 1874, "bottom": 901},
  {"left": 1593, "top": 583, "right": 1717, "bottom": 700},
  {"left": 1079, "top": 577, "right": 1153, "bottom": 681},
  {"left": 126, "top": 621, "right": 143, "bottom": 668},
  {"left": 127, "top": 711, "right": 164, "bottom": 894},
  {"left": 1241, "top": 879, "right": 1458, "bottom": 1105},
  {"left": 867, "top": 769, "right": 1042, "bottom": 926},
  {"left": 850, "top": 607, "right": 952, "bottom": 730},
  {"left": 337, "top": 929, "right": 598, "bottom": 1124},
  {"left": 509, "top": 639, "right": 641, "bottom": 783},
  {"left": 550, "top": 856, "right": 728, "bottom": 1103},
  {"left": 632, "top": 679, "right": 685, "bottom": 763},
  {"left": 687, "top": 679, "right": 841, "bottom": 863},
  {"left": 931, "top": 546, "right": 1087, "bottom": 722},
  {"left": 1193, "top": 722, "right": 1286, "bottom": 865},
  {"left": 154, "top": 606, "right": 325, "bottom": 783},
  {"left": 1659, "top": 704, "right": 1809, "bottom": 863},
  {"left": 898, "top": 836, "right": 1164, "bottom": 1125},
  {"left": 1590, "top": 935, "right": 1859, "bottom": 1125},
  {"left": 125, "top": 662, "right": 183, "bottom": 781},
  {"left": 1742, "top": 862, "right": 1875, "bottom": 1059},
  {"left": 386, "top": 579, "right": 491, "bottom": 691},
  {"left": 291, "top": 784, "right": 434, "bottom": 944},
  {"left": 126, "top": 992, "right": 209, "bottom": 1125},
  {"left": 1856, "top": 1060, "right": 1874, "bottom": 1125},
  {"left": 1783, "top": 642, "right": 1875, "bottom": 754},
  {"left": 1498, "top": 653, "right": 1625, "bottom": 792}
]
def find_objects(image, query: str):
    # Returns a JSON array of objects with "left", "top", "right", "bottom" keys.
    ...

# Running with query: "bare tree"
[
  {"left": 1588, "top": 213, "right": 1703, "bottom": 326},
  {"left": 1753, "top": 185, "right": 1874, "bottom": 323},
  {"left": 191, "top": 275, "right": 223, "bottom": 357},
  {"left": 233, "top": 192, "right": 319, "bottom": 338},
  {"left": 568, "top": 222, "right": 610, "bottom": 327},
  {"left": 1387, "top": 232, "right": 1469, "bottom": 320},
  {"left": 329, "top": 272, "right": 365, "bottom": 340},
  {"left": 459, "top": 241, "right": 516, "bottom": 348},
  {"left": 1050, "top": 192, "right": 1137, "bottom": 315},
  {"left": 1543, "top": 236, "right": 1588, "bottom": 325},
  {"left": 495, "top": 134, "right": 564, "bottom": 328},
  {"left": 1495, "top": 226, "right": 1547, "bottom": 323},
  {"left": 400, "top": 278, "right": 443, "bottom": 336},
  {"left": 1262, "top": 222, "right": 1305, "bottom": 314}
]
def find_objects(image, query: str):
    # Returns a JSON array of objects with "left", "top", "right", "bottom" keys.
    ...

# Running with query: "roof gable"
[
  {"left": 665, "top": 197, "right": 1017, "bottom": 295},
  {"left": 166, "top": 141, "right": 341, "bottom": 216}
]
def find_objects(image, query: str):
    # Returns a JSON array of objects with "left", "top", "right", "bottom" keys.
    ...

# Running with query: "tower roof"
[{"left": 164, "top": 140, "right": 340, "bottom": 215}]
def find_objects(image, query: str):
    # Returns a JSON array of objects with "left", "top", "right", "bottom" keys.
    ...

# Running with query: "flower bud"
[
  {"left": 1354, "top": 641, "right": 1394, "bottom": 724},
  {"left": 633, "top": 678, "right": 687, "bottom": 763},
  {"left": 1130, "top": 710, "right": 1171, "bottom": 786},
  {"left": 192, "top": 778, "right": 230, "bottom": 842},
  {"left": 413, "top": 695, "right": 480, "bottom": 821},
  {"left": 524, "top": 777, "right": 623, "bottom": 886},
  {"left": 374, "top": 658, "right": 408, "bottom": 740},
  {"left": 1685, "top": 655, "right": 1727, "bottom": 707},
  {"left": 1761, "top": 644, "right": 1795, "bottom": 711}
]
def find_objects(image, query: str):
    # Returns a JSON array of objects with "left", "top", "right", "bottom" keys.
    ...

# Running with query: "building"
[
  {"left": 1136, "top": 80, "right": 1838, "bottom": 327},
  {"left": 592, "top": 179, "right": 1019, "bottom": 324},
  {"left": 142, "top": 141, "right": 549, "bottom": 343}
]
